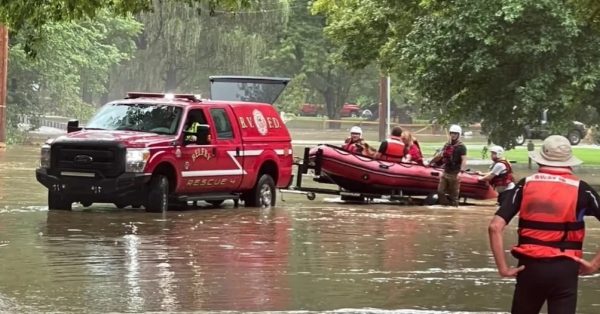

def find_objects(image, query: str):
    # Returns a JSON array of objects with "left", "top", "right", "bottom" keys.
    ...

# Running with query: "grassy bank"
[{"left": 393, "top": 144, "right": 600, "bottom": 166}]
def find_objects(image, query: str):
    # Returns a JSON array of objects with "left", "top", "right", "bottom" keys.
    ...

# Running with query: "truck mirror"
[
  {"left": 67, "top": 120, "right": 81, "bottom": 133},
  {"left": 184, "top": 124, "right": 211, "bottom": 145}
]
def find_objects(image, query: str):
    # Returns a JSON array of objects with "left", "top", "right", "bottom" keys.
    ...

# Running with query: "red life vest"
[
  {"left": 512, "top": 167, "right": 584, "bottom": 261},
  {"left": 381, "top": 136, "right": 405, "bottom": 162},
  {"left": 490, "top": 159, "right": 514, "bottom": 188},
  {"left": 343, "top": 138, "right": 363, "bottom": 154},
  {"left": 405, "top": 140, "right": 424, "bottom": 165},
  {"left": 441, "top": 141, "right": 463, "bottom": 170}
]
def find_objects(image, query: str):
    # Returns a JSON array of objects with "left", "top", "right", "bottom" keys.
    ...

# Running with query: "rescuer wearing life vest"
[
  {"left": 488, "top": 135, "right": 600, "bottom": 314},
  {"left": 477, "top": 145, "right": 515, "bottom": 204},
  {"left": 343, "top": 126, "right": 370, "bottom": 155},
  {"left": 429, "top": 124, "right": 467, "bottom": 206},
  {"left": 375, "top": 126, "right": 405, "bottom": 162}
]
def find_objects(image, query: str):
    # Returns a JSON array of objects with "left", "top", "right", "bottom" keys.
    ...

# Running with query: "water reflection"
[{"left": 2, "top": 145, "right": 600, "bottom": 313}]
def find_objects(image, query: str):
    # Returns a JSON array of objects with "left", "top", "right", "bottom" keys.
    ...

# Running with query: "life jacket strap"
[
  {"left": 518, "top": 236, "right": 583, "bottom": 250},
  {"left": 518, "top": 219, "right": 584, "bottom": 231}
]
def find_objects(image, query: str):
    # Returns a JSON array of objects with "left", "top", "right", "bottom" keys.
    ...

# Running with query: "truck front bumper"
[{"left": 36, "top": 168, "right": 151, "bottom": 204}]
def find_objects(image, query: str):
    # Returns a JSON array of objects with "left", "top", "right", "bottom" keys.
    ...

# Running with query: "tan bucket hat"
[{"left": 528, "top": 135, "right": 582, "bottom": 167}]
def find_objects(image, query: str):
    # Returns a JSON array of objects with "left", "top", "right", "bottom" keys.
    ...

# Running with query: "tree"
[
  {"left": 107, "top": 1, "right": 289, "bottom": 98},
  {"left": 263, "top": 0, "right": 376, "bottom": 120},
  {"left": 0, "top": 0, "right": 254, "bottom": 51},
  {"left": 314, "top": 0, "right": 600, "bottom": 148},
  {"left": 6, "top": 10, "right": 142, "bottom": 142}
]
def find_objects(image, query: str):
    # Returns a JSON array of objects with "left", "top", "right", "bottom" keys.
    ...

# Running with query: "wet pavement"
[{"left": 2, "top": 145, "right": 600, "bottom": 313}]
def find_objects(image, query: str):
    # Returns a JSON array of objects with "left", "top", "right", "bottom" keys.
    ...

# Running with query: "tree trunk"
[{"left": 164, "top": 63, "right": 178, "bottom": 91}]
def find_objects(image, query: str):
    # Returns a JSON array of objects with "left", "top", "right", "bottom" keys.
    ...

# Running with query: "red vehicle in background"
[
  {"left": 299, "top": 103, "right": 361, "bottom": 118},
  {"left": 339, "top": 103, "right": 361, "bottom": 118},
  {"left": 298, "top": 103, "right": 324, "bottom": 116}
]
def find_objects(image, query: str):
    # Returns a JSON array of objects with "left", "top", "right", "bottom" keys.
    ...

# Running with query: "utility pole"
[
  {"left": 0, "top": 25, "right": 7, "bottom": 148},
  {"left": 378, "top": 75, "right": 388, "bottom": 142}
]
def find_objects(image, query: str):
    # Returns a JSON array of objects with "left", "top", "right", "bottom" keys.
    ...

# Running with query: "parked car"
[
  {"left": 298, "top": 103, "right": 324, "bottom": 117},
  {"left": 36, "top": 76, "right": 293, "bottom": 212},
  {"left": 339, "top": 103, "right": 361, "bottom": 118},
  {"left": 299, "top": 103, "right": 363, "bottom": 118},
  {"left": 514, "top": 110, "right": 587, "bottom": 146}
]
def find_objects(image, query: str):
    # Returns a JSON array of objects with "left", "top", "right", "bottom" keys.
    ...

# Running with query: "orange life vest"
[
  {"left": 381, "top": 136, "right": 405, "bottom": 162},
  {"left": 490, "top": 159, "right": 514, "bottom": 188},
  {"left": 512, "top": 167, "right": 584, "bottom": 261}
]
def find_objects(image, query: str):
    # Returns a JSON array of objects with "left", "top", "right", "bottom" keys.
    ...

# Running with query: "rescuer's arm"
[
  {"left": 576, "top": 181, "right": 600, "bottom": 275},
  {"left": 488, "top": 216, "right": 525, "bottom": 277}
]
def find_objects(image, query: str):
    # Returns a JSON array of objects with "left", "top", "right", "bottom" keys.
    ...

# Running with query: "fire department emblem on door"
[{"left": 253, "top": 109, "right": 268, "bottom": 136}]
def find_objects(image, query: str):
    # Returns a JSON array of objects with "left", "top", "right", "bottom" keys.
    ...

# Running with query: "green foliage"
[
  {"left": 263, "top": 0, "right": 377, "bottom": 119},
  {"left": 314, "top": 0, "right": 600, "bottom": 148},
  {"left": 0, "top": 0, "right": 253, "bottom": 54},
  {"left": 107, "top": 1, "right": 288, "bottom": 97},
  {"left": 6, "top": 10, "right": 142, "bottom": 143}
]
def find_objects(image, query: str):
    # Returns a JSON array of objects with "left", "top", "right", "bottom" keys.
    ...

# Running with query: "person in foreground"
[{"left": 488, "top": 135, "right": 600, "bottom": 314}]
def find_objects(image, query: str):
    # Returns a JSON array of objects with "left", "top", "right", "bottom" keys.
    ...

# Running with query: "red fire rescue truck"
[{"left": 35, "top": 76, "right": 293, "bottom": 212}]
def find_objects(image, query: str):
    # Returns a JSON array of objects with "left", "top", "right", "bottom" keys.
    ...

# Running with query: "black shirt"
[
  {"left": 444, "top": 142, "right": 467, "bottom": 173},
  {"left": 495, "top": 177, "right": 600, "bottom": 224},
  {"left": 378, "top": 141, "right": 388, "bottom": 154}
]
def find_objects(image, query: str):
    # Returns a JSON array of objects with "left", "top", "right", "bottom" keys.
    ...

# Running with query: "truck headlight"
[
  {"left": 126, "top": 148, "right": 150, "bottom": 173},
  {"left": 40, "top": 144, "right": 51, "bottom": 168}
]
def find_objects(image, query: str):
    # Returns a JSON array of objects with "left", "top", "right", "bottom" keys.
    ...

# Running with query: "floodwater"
[{"left": 2, "top": 145, "right": 600, "bottom": 313}]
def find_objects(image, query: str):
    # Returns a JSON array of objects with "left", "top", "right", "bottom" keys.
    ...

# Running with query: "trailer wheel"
[{"left": 306, "top": 192, "right": 316, "bottom": 200}]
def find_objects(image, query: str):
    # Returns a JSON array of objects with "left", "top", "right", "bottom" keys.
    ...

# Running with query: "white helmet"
[
  {"left": 489, "top": 145, "right": 504, "bottom": 158},
  {"left": 350, "top": 126, "right": 362, "bottom": 135},
  {"left": 449, "top": 124, "right": 462, "bottom": 134}
]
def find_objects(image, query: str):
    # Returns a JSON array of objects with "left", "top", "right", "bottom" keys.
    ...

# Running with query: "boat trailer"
[{"left": 279, "top": 147, "right": 423, "bottom": 204}]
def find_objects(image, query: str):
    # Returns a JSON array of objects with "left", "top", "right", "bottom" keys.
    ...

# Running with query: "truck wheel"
[
  {"left": 145, "top": 174, "right": 169, "bottom": 213},
  {"left": 48, "top": 191, "right": 72, "bottom": 211},
  {"left": 208, "top": 200, "right": 225, "bottom": 207},
  {"left": 567, "top": 130, "right": 582, "bottom": 145},
  {"left": 244, "top": 174, "right": 276, "bottom": 207}
]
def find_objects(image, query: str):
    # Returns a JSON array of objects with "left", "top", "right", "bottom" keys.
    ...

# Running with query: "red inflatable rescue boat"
[{"left": 309, "top": 144, "right": 497, "bottom": 200}]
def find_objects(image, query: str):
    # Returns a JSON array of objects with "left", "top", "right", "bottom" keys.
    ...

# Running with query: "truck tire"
[
  {"left": 567, "top": 129, "right": 582, "bottom": 146},
  {"left": 48, "top": 191, "right": 72, "bottom": 211},
  {"left": 145, "top": 174, "right": 169, "bottom": 213},
  {"left": 244, "top": 174, "right": 276, "bottom": 207}
]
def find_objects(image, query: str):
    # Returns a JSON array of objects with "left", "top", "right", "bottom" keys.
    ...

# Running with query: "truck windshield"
[{"left": 86, "top": 103, "right": 182, "bottom": 135}]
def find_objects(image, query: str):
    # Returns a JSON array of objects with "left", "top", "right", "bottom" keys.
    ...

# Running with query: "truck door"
[
  {"left": 206, "top": 106, "right": 243, "bottom": 192},
  {"left": 179, "top": 108, "right": 222, "bottom": 194}
]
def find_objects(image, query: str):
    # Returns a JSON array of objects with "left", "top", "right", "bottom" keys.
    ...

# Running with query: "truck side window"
[{"left": 210, "top": 108, "right": 233, "bottom": 139}]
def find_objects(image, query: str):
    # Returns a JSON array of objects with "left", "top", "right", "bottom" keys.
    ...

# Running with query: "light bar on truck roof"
[{"left": 126, "top": 92, "right": 201, "bottom": 102}]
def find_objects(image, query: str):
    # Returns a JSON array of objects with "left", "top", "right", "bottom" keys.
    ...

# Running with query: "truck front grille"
[{"left": 50, "top": 141, "right": 126, "bottom": 178}]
